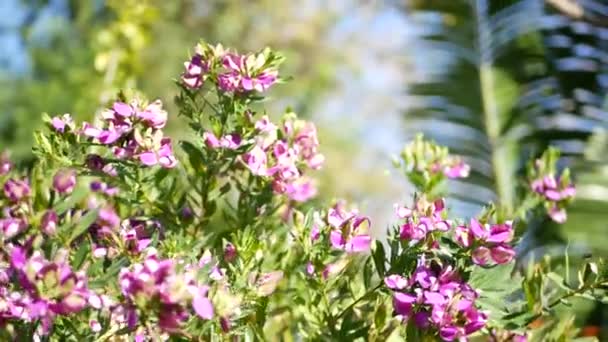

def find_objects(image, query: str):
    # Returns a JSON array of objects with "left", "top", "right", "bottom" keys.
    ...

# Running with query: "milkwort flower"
[
  {"left": 327, "top": 201, "right": 372, "bottom": 253},
  {"left": 528, "top": 148, "right": 575, "bottom": 223},
  {"left": 454, "top": 219, "right": 515, "bottom": 266},
  {"left": 218, "top": 51, "right": 279, "bottom": 93},
  {"left": 395, "top": 197, "right": 451, "bottom": 245},
  {"left": 3, "top": 178, "right": 30, "bottom": 203},
  {"left": 385, "top": 258, "right": 487, "bottom": 341},
  {"left": 52, "top": 169, "right": 77, "bottom": 194},
  {"left": 181, "top": 44, "right": 213, "bottom": 89}
]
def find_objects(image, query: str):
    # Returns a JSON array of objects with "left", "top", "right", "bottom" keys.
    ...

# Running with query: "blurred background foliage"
[
  {"left": 402, "top": 0, "right": 608, "bottom": 335},
  {"left": 0, "top": 0, "right": 404, "bottom": 216},
  {"left": 1, "top": 0, "right": 608, "bottom": 335}
]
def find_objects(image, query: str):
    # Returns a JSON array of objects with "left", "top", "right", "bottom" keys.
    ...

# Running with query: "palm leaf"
[{"left": 403, "top": 0, "right": 608, "bottom": 225}]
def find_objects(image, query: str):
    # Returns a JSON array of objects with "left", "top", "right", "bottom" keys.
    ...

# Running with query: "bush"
[{"left": 0, "top": 41, "right": 605, "bottom": 341}]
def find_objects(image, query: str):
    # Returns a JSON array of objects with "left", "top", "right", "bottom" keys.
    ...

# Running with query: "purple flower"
[
  {"left": 443, "top": 159, "right": 470, "bottom": 179},
  {"left": 41, "top": 210, "right": 58, "bottom": 235},
  {"left": 51, "top": 114, "right": 74, "bottom": 133},
  {"left": 1, "top": 217, "right": 26, "bottom": 238},
  {"left": 192, "top": 287, "right": 214, "bottom": 320},
  {"left": 182, "top": 51, "right": 209, "bottom": 89},
  {"left": 3, "top": 178, "right": 30, "bottom": 202},
  {"left": 0, "top": 151, "right": 11, "bottom": 175},
  {"left": 243, "top": 145, "right": 268, "bottom": 176},
  {"left": 393, "top": 292, "right": 416, "bottom": 316},
  {"left": 53, "top": 169, "right": 77, "bottom": 194},
  {"left": 329, "top": 208, "right": 372, "bottom": 253},
  {"left": 386, "top": 258, "right": 487, "bottom": 340},
  {"left": 138, "top": 138, "right": 178, "bottom": 169},
  {"left": 218, "top": 53, "right": 278, "bottom": 93},
  {"left": 548, "top": 204, "right": 567, "bottom": 223},
  {"left": 120, "top": 255, "right": 213, "bottom": 332},
  {"left": 461, "top": 219, "right": 516, "bottom": 265},
  {"left": 384, "top": 274, "right": 408, "bottom": 290},
  {"left": 224, "top": 243, "right": 237, "bottom": 262},
  {"left": 203, "top": 131, "right": 220, "bottom": 148},
  {"left": 490, "top": 244, "right": 515, "bottom": 264},
  {"left": 530, "top": 163, "right": 575, "bottom": 223},
  {"left": 284, "top": 177, "right": 317, "bottom": 202},
  {"left": 137, "top": 100, "right": 168, "bottom": 129}
]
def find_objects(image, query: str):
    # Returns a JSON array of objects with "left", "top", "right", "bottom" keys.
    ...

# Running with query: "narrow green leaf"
[
  {"left": 371, "top": 241, "right": 386, "bottom": 278},
  {"left": 68, "top": 209, "right": 98, "bottom": 244}
]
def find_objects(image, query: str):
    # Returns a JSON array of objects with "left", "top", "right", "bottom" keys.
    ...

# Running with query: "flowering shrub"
[{"left": 0, "top": 41, "right": 607, "bottom": 341}]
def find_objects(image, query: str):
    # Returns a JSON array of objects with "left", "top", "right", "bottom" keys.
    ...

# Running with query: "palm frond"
[{"left": 403, "top": 0, "right": 608, "bottom": 224}]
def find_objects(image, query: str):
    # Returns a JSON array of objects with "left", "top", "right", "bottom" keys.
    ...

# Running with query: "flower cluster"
[
  {"left": 455, "top": 219, "right": 516, "bottom": 266},
  {"left": 530, "top": 173, "right": 575, "bottom": 224},
  {"left": 53, "top": 99, "right": 177, "bottom": 169},
  {"left": 395, "top": 197, "right": 450, "bottom": 245},
  {"left": 385, "top": 259, "right": 487, "bottom": 341},
  {"left": 205, "top": 113, "right": 324, "bottom": 202},
  {"left": 1, "top": 248, "right": 93, "bottom": 334},
  {"left": 119, "top": 253, "right": 213, "bottom": 333},
  {"left": 247, "top": 114, "right": 324, "bottom": 202},
  {"left": 181, "top": 43, "right": 280, "bottom": 93},
  {"left": 399, "top": 134, "right": 470, "bottom": 182},
  {"left": 528, "top": 148, "right": 575, "bottom": 223}
]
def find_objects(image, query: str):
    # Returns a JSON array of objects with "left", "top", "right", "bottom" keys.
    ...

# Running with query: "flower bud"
[
  {"left": 224, "top": 243, "right": 237, "bottom": 263},
  {"left": 53, "top": 169, "right": 77, "bottom": 194},
  {"left": 41, "top": 210, "right": 58, "bottom": 235},
  {"left": 3, "top": 178, "right": 30, "bottom": 202},
  {"left": 0, "top": 151, "right": 11, "bottom": 175}
]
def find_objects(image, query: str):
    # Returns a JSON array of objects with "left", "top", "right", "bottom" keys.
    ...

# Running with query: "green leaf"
[
  {"left": 67, "top": 209, "right": 98, "bottom": 244},
  {"left": 71, "top": 241, "right": 90, "bottom": 269},
  {"left": 53, "top": 187, "right": 89, "bottom": 215},
  {"left": 371, "top": 240, "right": 387, "bottom": 278}
]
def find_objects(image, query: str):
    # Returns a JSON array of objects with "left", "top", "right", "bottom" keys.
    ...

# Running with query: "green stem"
[
  {"left": 335, "top": 283, "right": 383, "bottom": 320},
  {"left": 476, "top": 0, "right": 514, "bottom": 213}
]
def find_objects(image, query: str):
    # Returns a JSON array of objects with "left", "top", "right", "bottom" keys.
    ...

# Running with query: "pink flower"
[
  {"left": 137, "top": 100, "right": 168, "bottom": 129},
  {"left": 41, "top": 210, "right": 58, "bottom": 235},
  {"left": 51, "top": 114, "right": 74, "bottom": 133},
  {"left": 53, "top": 169, "right": 77, "bottom": 194},
  {"left": 386, "top": 258, "right": 487, "bottom": 340},
  {"left": 400, "top": 221, "right": 427, "bottom": 241},
  {"left": 384, "top": 274, "right": 408, "bottom": 290},
  {"left": 192, "top": 288, "right": 214, "bottom": 320},
  {"left": 3, "top": 178, "right": 30, "bottom": 202},
  {"left": 472, "top": 246, "right": 491, "bottom": 266},
  {"left": 219, "top": 134, "right": 242, "bottom": 149},
  {"left": 182, "top": 53, "right": 209, "bottom": 89},
  {"left": 548, "top": 205, "right": 567, "bottom": 223},
  {"left": 203, "top": 131, "right": 220, "bottom": 148},
  {"left": 138, "top": 138, "right": 178, "bottom": 169},
  {"left": 328, "top": 207, "right": 372, "bottom": 253},
  {"left": 490, "top": 244, "right": 515, "bottom": 264},
  {"left": 243, "top": 145, "right": 268, "bottom": 176},
  {"left": 0, "top": 151, "right": 11, "bottom": 175},
  {"left": 1, "top": 217, "right": 27, "bottom": 238},
  {"left": 443, "top": 159, "right": 470, "bottom": 179},
  {"left": 284, "top": 178, "right": 317, "bottom": 202},
  {"left": 530, "top": 165, "right": 575, "bottom": 223}
]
